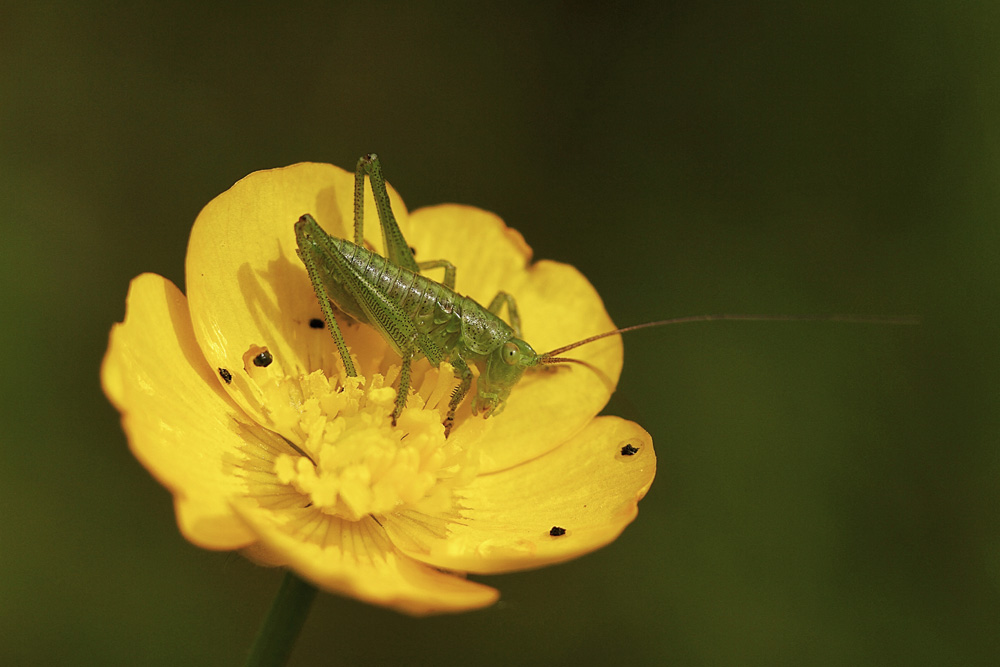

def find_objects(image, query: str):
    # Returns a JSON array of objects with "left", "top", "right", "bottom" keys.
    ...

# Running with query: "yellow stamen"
[{"left": 253, "top": 367, "right": 478, "bottom": 522}]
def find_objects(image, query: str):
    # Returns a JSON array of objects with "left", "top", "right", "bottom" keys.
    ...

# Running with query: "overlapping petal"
[
  {"left": 384, "top": 417, "right": 654, "bottom": 573},
  {"left": 237, "top": 508, "right": 499, "bottom": 616},
  {"left": 102, "top": 273, "right": 257, "bottom": 549}
]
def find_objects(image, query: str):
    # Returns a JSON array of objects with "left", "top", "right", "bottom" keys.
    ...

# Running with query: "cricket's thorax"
[{"left": 329, "top": 238, "right": 514, "bottom": 366}]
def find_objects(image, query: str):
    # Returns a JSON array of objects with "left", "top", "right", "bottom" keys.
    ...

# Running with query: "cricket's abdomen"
[{"left": 332, "top": 238, "right": 467, "bottom": 360}]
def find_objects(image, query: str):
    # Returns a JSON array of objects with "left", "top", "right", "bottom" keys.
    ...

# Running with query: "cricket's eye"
[{"left": 502, "top": 342, "right": 519, "bottom": 365}]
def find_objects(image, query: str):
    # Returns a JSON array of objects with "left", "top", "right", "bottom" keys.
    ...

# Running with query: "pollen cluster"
[{"left": 256, "top": 368, "right": 478, "bottom": 522}]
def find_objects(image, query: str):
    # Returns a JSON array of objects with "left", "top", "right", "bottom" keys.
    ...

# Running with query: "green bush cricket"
[
  {"left": 295, "top": 154, "right": 637, "bottom": 436},
  {"left": 295, "top": 154, "right": 914, "bottom": 437}
]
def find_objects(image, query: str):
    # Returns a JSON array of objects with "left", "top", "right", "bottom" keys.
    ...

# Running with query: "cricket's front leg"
[{"left": 444, "top": 355, "right": 473, "bottom": 437}]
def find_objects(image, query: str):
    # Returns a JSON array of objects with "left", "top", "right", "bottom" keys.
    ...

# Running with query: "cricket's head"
[{"left": 473, "top": 338, "right": 539, "bottom": 418}]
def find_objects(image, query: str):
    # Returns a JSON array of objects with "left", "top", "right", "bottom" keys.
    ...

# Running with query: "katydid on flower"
[{"left": 295, "top": 154, "right": 913, "bottom": 437}]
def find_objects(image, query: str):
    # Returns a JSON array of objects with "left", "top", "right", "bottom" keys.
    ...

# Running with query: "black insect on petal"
[
  {"left": 218, "top": 368, "right": 233, "bottom": 384},
  {"left": 309, "top": 318, "right": 325, "bottom": 329},
  {"left": 621, "top": 443, "right": 639, "bottom": 456},
  {"left": 253, "top": 350, "right": 273, "bottom": 367},
  {"left": 549, "top": 526, "right": 566, "bottom": 537}
]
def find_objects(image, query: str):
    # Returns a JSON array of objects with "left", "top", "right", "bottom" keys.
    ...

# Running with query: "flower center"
[{"left": 257, "top": 367, "right": 477, "bottom": 521}]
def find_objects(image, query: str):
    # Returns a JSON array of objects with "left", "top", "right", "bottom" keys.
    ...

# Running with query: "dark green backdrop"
[{"left": 2, "top": 3, "right": 996, "bottom": 665}]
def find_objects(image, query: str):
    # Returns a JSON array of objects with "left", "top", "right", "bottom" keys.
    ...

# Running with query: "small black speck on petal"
[
  {"left": 309, "top": 318, "right": 325, "bottom": 329},
  {"left": 218, "top": 368, "right": 233, "bottom": 384},
  {"left": 549, "top": 526, "right": 566, "bottom": 537},
  {"left": 621, "top": 443, "right": 639, "bottom": 456},
  {"left": 253, "top": 350, "right": 273, "bottom": 367}
]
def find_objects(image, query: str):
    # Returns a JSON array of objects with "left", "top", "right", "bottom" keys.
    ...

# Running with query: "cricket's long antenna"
[{"left": 538, "top": 313, "right": 918, "bottom": 362}]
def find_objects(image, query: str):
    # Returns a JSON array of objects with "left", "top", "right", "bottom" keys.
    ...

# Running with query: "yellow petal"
[
  {"left": 236, "top": 508, "right": 499, "bottom": 616},
  {"left": 385, "top": 417, "right": 655, "bottom": 574},
  {"left": 101, "top": 273, "right": 259, "bottom": 549},
  {"left": 185, "top": 162, "right": 409, "bottom": 424}
]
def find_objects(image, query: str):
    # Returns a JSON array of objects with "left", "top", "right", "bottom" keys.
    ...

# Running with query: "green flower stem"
[{"left": 245, "top": 571, "right": 318, "bottom": 667}]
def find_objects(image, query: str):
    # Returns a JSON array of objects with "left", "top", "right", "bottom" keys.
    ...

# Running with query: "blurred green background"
[{"left": 2, "top": 2, "right": 996, "bottom": 665}]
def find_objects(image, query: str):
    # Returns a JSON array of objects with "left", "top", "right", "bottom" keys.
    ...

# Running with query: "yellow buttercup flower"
[{"left": 101, "top": 162, "right": 656, "bottom": 615}]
